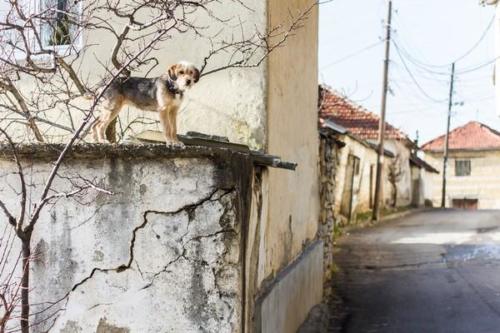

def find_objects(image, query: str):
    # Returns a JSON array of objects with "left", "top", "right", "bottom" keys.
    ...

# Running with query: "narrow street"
[{"left": 333, "top": 210, "right": 500, "bottom": 333}]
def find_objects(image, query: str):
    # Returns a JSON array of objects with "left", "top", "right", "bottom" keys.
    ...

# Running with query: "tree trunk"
[
  {"left": 392, "top": 186, "right": 398, "bottom": 208},
  {"left": 20, "top": 240, "right": 30, "bottom": 333}
]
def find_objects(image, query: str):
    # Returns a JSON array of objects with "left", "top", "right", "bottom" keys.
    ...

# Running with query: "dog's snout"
[{"left": 186, "top": 79, "right": 192, "bottom": 85}]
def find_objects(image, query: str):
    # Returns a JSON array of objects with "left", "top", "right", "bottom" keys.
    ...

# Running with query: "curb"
[
  {"left": 380, "top": 207, "right": 433, "bottom": 222},
  {"left": 340, "top": 207, "right": 435, "bottom": 236}
]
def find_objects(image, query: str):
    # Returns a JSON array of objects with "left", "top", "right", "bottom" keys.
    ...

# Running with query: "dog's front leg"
[
  {"left": 159, "top": 107, "right": 184, "bottom": 147},
  {"left": 167, "top": 106, "right": 183, "bottom": 147}
]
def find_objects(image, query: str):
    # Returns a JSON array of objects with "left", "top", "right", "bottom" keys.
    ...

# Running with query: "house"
[
  {"left": 422, "top": 121, "right": 500, "bottom": 209},
  {"left": 319, "top": 86, "right": 417, "bottom": 223},
  {"left": 0, "top": 1, "right": 323, "bottom": 332},
  {"left": 319, "top": 117, "right": 394, "bottom": 222},
  {"left": 409, "top": 154, "right": 440, "bottom": 207}
]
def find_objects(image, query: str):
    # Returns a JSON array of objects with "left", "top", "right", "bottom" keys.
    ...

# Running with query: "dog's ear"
[
  {"left": 168, "top": 64, "right": 178, "bottom": 81},
  {"left": 193, "top": 67, "right": 200, "bottom": 83}
]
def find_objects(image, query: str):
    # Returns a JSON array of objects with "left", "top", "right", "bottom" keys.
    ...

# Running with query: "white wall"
[
  {"left": 425, "top": 150, "right": 500, "bottom": 209},
  {"left": 0, "top": 151, "right": 243, "bottom": 332},
  {"left": 0, "top": 0, "right": 268, "bottom": 148}
]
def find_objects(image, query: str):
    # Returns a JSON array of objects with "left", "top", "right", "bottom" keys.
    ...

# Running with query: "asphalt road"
[{"left": 333, "top": 209, "right": 500, "bottom": 333}]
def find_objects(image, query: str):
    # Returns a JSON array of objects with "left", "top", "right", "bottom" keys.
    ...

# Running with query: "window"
[
  {"left": 1, "top": 0, "right": 83, "bottom": 60},
  {"left": 455, "top": 160, "right": 471, "bottom": 177},
  {"left": 353, "top": 156, "right": 361, "bottom": 175},
  {"left": 40, "top": 0, "right": 81, "bottom": 48}
]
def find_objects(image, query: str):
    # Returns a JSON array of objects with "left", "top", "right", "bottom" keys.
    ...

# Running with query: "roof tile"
[
  {"left": 421, "top": 121, "right": 500, "bottom": 152},
  {"left": 318, "top": 85, "right": 410, "bottom": 141}
]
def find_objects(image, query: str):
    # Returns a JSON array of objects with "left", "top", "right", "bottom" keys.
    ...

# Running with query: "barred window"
[
  {"left": 41, "top": 0, "right": 81, "bottom": 48},
  {"left": 455, "top": 160, "right": 471, "bottom": 177}
]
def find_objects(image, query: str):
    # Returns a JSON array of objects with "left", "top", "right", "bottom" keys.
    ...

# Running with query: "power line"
[
  {"left": 452, "top": 15, "right": 495, "bottom": 64},
  {"left": 455, "top": 57, "right": 498, "bottom": 74},
  {"left": 392, "top": 41, "right": 448, "bottom": 103},
  {"left": 321, "top": 40, "right": 384, "bottom": 70},
  {"left": 392, "top": 13, "right": 494, "bottom": 69}
]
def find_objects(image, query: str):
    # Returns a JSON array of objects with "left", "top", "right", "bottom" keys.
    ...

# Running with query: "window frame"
[
  {"left": 455, "top": 159, "right": 471, "bottom": 177},
  {"left": 4, "top": 0, "right": 84, "bottom": 61},
  {"left": 39, "top": 0, "right": 84, "bottom": 53}
]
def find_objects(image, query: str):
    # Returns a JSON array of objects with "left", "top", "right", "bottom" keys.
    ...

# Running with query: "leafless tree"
[
  {"left": 388, "top": 154, "right": 403, "bottom": 208},
  {"left": 0, "top": 0, "right": 319, "bottom": 331}
]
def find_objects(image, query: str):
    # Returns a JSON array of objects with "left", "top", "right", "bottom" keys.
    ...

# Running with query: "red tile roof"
[
  {"left": 319, "top": 85, "right": 410, "bottom": 141},
  {"left": 421, "top": 121, "right": 500, "bottom": 152}
]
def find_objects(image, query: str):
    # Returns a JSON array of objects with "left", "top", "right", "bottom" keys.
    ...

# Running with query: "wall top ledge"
[{"left": 0, "top": 131, "right": 297, "bottom": 170}]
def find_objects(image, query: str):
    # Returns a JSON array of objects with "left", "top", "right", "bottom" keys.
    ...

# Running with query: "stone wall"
[
  {"left": 0, "top": 145, "right": 251, "bottom": 332},
  {"left": 319, "top": 133, "right": 339, "bottom": 290}
]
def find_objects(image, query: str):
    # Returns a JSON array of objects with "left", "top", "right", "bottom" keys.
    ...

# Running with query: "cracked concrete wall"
[{"left": 0, "top": 154, "right": 243, "bottom": 333}]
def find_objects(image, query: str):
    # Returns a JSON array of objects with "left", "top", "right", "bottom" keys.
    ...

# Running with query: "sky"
[{"left": 318, "top": 0, "right": 498, "bottom": 145}]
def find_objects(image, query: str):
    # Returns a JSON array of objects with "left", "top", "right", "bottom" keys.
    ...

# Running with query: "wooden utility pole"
[
  {"left": 441, "top": 63, "right": 456, "bottom": 208},
  {"left": 372, "top": 0, "right": 393, "bottom": 222}
]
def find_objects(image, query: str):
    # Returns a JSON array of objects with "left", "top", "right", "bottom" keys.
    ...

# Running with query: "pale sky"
[{"left": 319, "top": 0, "right": 498, "bottom": 144}]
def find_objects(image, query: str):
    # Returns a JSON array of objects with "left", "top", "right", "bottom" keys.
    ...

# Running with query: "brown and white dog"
[{"left": 92, "top": 61, "right": 200, "bottom": 145}]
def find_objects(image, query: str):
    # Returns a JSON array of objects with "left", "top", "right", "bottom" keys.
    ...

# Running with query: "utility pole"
[
  {"left": 372, "top": 0, "right": 392, "bottom": 222},
  {"left": 441, "top": 63, "right": 456, "bottom": 208}
]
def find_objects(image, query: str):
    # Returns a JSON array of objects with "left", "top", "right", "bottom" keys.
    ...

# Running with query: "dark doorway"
[
  {"left": 341, "top": 155, "right": 359, "bottom": 221},
  {"left": 452, "top": 199, "right": 478, "bottom": 210}
]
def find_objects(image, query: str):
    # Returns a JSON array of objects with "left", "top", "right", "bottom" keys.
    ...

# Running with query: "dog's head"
[{"left": 167, "top": 61, "right": 200, "bottom": 91}]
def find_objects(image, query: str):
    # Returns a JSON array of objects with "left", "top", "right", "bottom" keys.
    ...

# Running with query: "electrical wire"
[
  {"left": 452, "top": 15, "right": 495, "bottom": 64},
  {"left": 320, "top": 40, "right": 384, "bottom": 70},
  {"left": 397, "top": 15, "right": 495, "bottom": 68},
  {"left": 392, "top": 40, "right": 449, "bottom": 103},
  {"left": 455, "top": 57, "right": 498, "bottom": 74}
]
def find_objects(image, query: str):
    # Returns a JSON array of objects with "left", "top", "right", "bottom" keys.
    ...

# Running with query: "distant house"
[
  {"left": 319, "top": 86, "right": 422, "bottom": 222},
  {"left": 409, "top": 155, "right": 440, "bottom": 207},
  {"left": 422, "top": 121, "right": 500, "bottom": 209},
  {"left": 319, "top": 117, "right": 394, "bottom": 223}
]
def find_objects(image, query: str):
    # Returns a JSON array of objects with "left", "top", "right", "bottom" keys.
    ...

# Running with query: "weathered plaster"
[
  {"left": 263, "top": 0, "right": 320, "bottom": 287},
  {"left": 0, "top": 146, "right": 247, "bottom": 332},
  {"left": 256, "top": 241, "right": 323, "bottom": 333}
]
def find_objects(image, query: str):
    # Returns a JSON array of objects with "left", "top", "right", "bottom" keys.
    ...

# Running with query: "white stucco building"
[{"left": 0, "top": 1, "right": 324, "bottom": 332}]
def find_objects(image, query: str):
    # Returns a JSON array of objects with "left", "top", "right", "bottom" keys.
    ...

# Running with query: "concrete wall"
[
  {"left": 384, "top": 140, "right": 413, "bottom": 207},
  {"left": 258, "top": 241, "right": 323, "bottom": 333},
  {"left": 245, "top": 1, "right": 322, "bottom": 332},
  {"left": 0, "top": 146, "right": 246, "bottom": 332},
  {"left": 421, "top": 168, "right": 439, "bottom": 206},
  {"left": 425, "top": 150, "right": 500, "bottom": 209}
]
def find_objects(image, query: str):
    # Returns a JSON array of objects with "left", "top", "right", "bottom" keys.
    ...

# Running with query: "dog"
[{"left": 91, "top": 61, "right": 200, "bottom": 146}]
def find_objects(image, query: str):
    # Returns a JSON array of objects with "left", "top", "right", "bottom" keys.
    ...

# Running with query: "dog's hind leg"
[{"left": 95, "top": 102, "right": 123, "bottom": 143}]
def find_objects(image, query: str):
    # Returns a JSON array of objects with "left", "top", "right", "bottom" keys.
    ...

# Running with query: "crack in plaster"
[
  {"left": 69, "top": 187, "right": 233, "bottom": 292},
  {"left": 139, "top": 190, "right": 237, "bottom": 290},
  {"left": 50, "top": 187, "right": 238, "bottom": 330}
]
